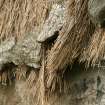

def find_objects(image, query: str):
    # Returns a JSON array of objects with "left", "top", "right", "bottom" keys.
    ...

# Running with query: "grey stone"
[
  {"left": 0, "top": 31, "right": 41, "bottom": 69},
  {"left": 88, "top": 0, "right": 105, "bottom": 27},
  {"left": 11, "top": 32, "right": 41, "bottom": 68},
  {"left": 37, "top": 3, "right": 66, "bottom": 43}
]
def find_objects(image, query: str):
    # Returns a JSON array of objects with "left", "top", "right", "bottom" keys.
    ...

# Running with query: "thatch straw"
[
  {"left": 15, "top": 64, "right": 27, "bottom": 80},
  {"left": 2, "top": 0, "right": 105, "bottom": 104},
  {"left": 0, "top": 0, "right": 48, "bottom": 42},
  {"left": 46, "top": 0, "right": 95, "bottom": 73},
  {"left": 80, "top": 28, "right": 105, "bottom": 66}
]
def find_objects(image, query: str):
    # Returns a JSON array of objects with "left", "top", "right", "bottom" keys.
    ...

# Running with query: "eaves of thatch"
[{"left": 1, "top": 0, "right": 105, "bottom": 105}]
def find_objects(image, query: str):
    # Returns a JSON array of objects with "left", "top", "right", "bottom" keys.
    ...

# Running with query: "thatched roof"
[
  {"left": 0, "top": 0, "right": 105, "bottom": 105},
  {"left": 46, "top": 0, "right": 95, "bottom": 73},
  {"left": 39, "top": 0, "right": 105, "bottom": 91},
  {"left": 43, "top": 0, "right": 105, "bottom": 73},
  {"left": 1, "top": 0, "right": 105, "bottom": 104},
  {"left": 0, "top": 0, "right": 104, "bottom": 82}
]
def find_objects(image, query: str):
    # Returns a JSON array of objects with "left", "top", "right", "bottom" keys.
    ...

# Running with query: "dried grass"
[
  {"left": 0, "top": 0, "right": 48, "bottom": 42},
  {"left": 15, "top": 65, "right": 27, "bottom": 80},
  {"left": 80, "top": 28, "right": 105, "bottom": 66},
  {"left": 46, "top": 0, "right": 94, "bottom": 73}
]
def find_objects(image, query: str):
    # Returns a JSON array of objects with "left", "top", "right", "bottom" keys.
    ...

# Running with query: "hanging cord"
[{"left": 40, "top": 44, "right": 46, "bottom": 105}]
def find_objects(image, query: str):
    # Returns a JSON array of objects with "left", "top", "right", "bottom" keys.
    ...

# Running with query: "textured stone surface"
[
  {"left": 0, "top": 37, "right": 16, "bottom": 69},
  {"left": 0, "top": 37, "right": 15, "bottom": 53},
  {"left": 0, "top": 32, "right": 41, "bottom": 69},
  {"left": 37, "top": 3, "right": 66, "bottom": 42},
  {"left": 88, "top": 0, "right": 105, "bottom": 27},
  {"left": 11, "top": 32, "right": 41, "bottom": 68}
]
